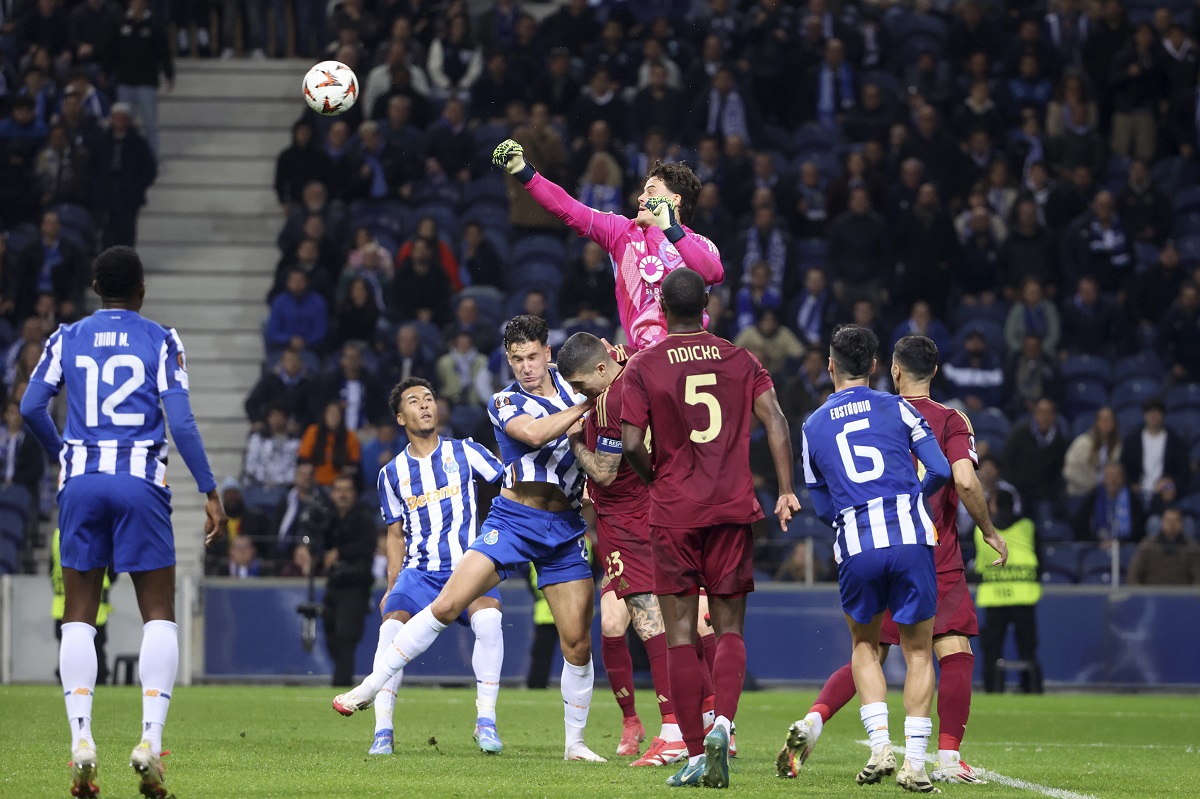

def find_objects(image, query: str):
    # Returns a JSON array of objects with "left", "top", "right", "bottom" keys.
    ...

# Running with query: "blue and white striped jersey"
[
  {"left": 801, "top": 385, "right": 939, "bottom": 564},
  {"left": 30, "top": 310, "right": 189, "bottom": 488},
  {"left": 377, "top": 437, "right": 503, "bottom": 572},
  {"left": 489, "top": 368, "right": 586, "bottom": 510}
]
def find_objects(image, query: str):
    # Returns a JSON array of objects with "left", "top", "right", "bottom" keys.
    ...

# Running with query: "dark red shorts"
[
  {"left": 596, "top": 509, "right": 655, "bottom": 599},
  {"left": 652, "top": 523, "right": 755, "bottom": 597},
  {"left": 879, "top": 568, "right": 978, "bottom": 646}
]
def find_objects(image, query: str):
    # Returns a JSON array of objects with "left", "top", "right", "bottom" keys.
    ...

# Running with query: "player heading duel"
[
  {"left": 21, "top": 246, "right": 227, "bottom": 799},
  {"left": 492, "top": 138, "right": 723, "bottom": 352},
  {"left": 620, "top": 268, "right": 800, "bottom": 788},
  {"left": 799, "top": 325, "right": 952, "bottom": 793}
]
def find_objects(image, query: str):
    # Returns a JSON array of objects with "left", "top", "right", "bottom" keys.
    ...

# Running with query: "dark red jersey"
[
  {"left": 905, "top": 395, "right": 978, "bottom": 573},
  {"left": 621, "top": 331, "right": 773, "bottom": 528},
  {"left": 584, "top": 369, "right": 650, "bottom": 514}
]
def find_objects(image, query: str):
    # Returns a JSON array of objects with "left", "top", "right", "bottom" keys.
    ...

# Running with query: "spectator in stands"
[
  {"left": 436, "top": 329, "right": 490, "bottom": 407},
  {"left": 338, "top": 234, "right": 390, "bottom": 307},
  {"left": 54, "top": 88, "right": 98, "bottom": 151},
  {"left": 1159, "top": 280, "right": 1200, "bottom": 381},
  {"left": 824, "top": 150, "right": 885, "bottom": 224},
  {"left": 332, "top": 278, "right": 379, "bottom": 350},
  {"left": 1003, "top": 397, "right": 1069, "bottom": 508},
  {"left": 424, "top": 97, "right": 473, "bottom": 185},
  {"left": 1006, "top": 333, "right": 1058, "bottom": 417},
  {"left": 396, "top": 216, "right": 463, "bottom": 291},
  {"left": 630, "top": 63, "right": 684, "bottom": 143},
  {"left": 206, "top": 479, "right": 272, "bottom": 576},
  {"left": 1064, "top": 406, "right": 1123, "bottom": 499},
  {"left": 266, "top": 269, "right": 328, "bottom": 354},
  {"left": 559, "top": 241, "right": 616, "bottom": 325},
  {"left": 299, "top": 400, "right": 361, "bottom": 488},
  {"left": 786, "top": 267, "right": 840, "bottom": 349},
  {"left": 1129, "top": 240, "right": 1185, "bottom": 336},
  {"left": 1047, "top": 101, "right": 1107, "bottom": 175},
  {"left": 844, "top": 81, "right": 892, "bottom": 144},
  {"left": 1121, "top": 398, "right": 1191, "bottom": 504},
  {"left": 576, "top": 152, "right": 623, "bottom": 215},
  {"left": 90, "top": 103, "right": 157, "bottom": 248},
  {"left": 1000, "top": 198, "right": 1057, "bottom": 298},
  {"left": 391, "top": 237, "right": 451, "bottom": 325},
  {"left": 791, "top": 161, "right": 828, "bottom": 239},
  {"left": 1127, "top": 507, "right": 1200, "bottom": 584},
  {"left": 1005, "top": 279, "right": 1061, "bottom": 356},
  {"left": 244, "top": 403, "right": 301, "bottom": 489},
  {"left": 4, "top": 317, "right": 46, "bottom": 388},
  {"left": 427, "top": 14, "right": 482, "bottom": 102},
  {"left": 69, "top": 0, "right": 121, "bottom": 69},
  {"left": 321, "top": 474, "right": 382, "bottom": 686},
  {"left": 733, "top": 307, "right": 804, "bottom": 375},
  {"left": 359, "top": 419, "right": 401, "bottom": 489},
  {"left": 274, "top": 121, "right": 330, "bottom": 211},
  {"left": 310, "top": 342, "right": 384, "bottom": 433},
  {"left": 110, "top": 0, "right": 172, "bottom": 159},
  {"left": 895, "top": 183, "right": 959, "bottom": 319},
  {"left": 942, "top": 330, "right": 1004, "bottom": 410},
  {"left": 1110, "top": 23, "right": 1163, "bottom": 162},
  {"left": 800, "top": 38, "right": 856, "bottom": 129},
  {"left": 828, "top": 186, "right": 890, "bottom": 308},
  {"left": 958, "top": 206, "right": 1002, "bottom": 308},
  {"left": 1062, "top": 275, "right": 1130, "bottom": 358},
  {"left": 323, "top": 120, "right": 368, "bottom": 203},
  {"left": 225, "top": 536, "right": 262, "bottom": 578},
  {"left": 472, "top": 52, "right": 521, "bottom": 124},
  {"left": 1074, "top": 462, "right": 1145, "bottom": 546},
  {"left": 1116, "top": 159, "right": 1171, "bottom": 246},
  {"left": 246, "top": 348, "right": 314, "bottom": 429},
  {"left": 0, "top": 398, "right": 43, "bottom": 500},
  {"left": 445, "top": 296, "right": 496, "bottom": 354},
  {"left": 899, "top": 107, "right": 966, "bottom": 205},
  {"left": 733, "top": 261, "right": 782, "bottom": 336},
  {"left": 779, "top": 348, "right": 834, "bottom": 419},
  {"left": 690, "top": 65, "right": 759, "bottom": 147},
  {"left": 1160, "top": 24, "right": 1198, "bottom": 158},
  {"left": 379, "top": 324, "right": 435, "bottom": 388},
  {"left": 0, "top": 95, "right": 48, "bottom": 225},
  {"left": 277, "top": 183, "right": 336, "bottom": 255},
  {"left": 13, "top": 211, "right": 83, "bottom": 324},
  {"left": 221, "top": 0, "right": 266, "bottom": 58},
  {"left": 541, "top": 0, "right": 595, "bottom": 54},
  {"left": 732, "top": 200, "right": 795, "bottom": 294},
  {"left": 36, "top": 123, "right": 88, "bottom": 207},
  {"left": 458, "top": 221, "right": 504, "bottom": 290},
  {"left": 889, "top": 301, "right": 951, "bottom": 358},
  {"left": 528, "top": 47, "right": 580, "bottom": 123}
]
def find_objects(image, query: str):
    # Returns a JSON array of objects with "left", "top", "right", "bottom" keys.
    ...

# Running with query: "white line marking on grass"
[
  {"left": 970, "top": 741, "right": 1189, "bottom": 751},
  {"left": 856, "top": 740, "right": 1100, "bottom": 799}
]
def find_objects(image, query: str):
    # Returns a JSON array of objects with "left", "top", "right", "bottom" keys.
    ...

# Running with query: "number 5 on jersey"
[{"left": 685, "top": 373, "right": 722, "bottom": 443}]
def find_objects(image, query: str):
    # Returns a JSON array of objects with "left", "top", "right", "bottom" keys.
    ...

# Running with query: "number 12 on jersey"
[{"left": 76, "top": 354, "right": 147, "bottom": 427}]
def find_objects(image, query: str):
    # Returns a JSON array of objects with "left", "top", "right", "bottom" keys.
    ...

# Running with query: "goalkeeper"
[{"left": 493, "top": 139, "right": 725, "bottom": 352}]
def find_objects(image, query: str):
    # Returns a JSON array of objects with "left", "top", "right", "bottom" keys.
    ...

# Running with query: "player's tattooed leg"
[{"left": 627, "top": 593, "right": 666, "bottom": 641}]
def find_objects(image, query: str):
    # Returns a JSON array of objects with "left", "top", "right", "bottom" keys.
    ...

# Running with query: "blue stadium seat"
[
  {"left": 1167, "top": 409, "right": 1200, "bottom": 445},
  {"left": 896, "top": 31, "right": 945, "bottom": 68},
  {"left": 792, "top": 513, "right": 831, "bottom": 541},
  {"left": 510, "top": 259, "right": 565, "bottom": 293},
  {"left": 1071, "top": 411, "right": 1097, "bottom": 438},
  {"left": 789, "top": 126, "right": 840, "bottom": 162},
  {"left": 1166, "top": 383, "right": 1200, "bottom": 412},
  {"left": 795, "top": 238, "right": 828, "bottom": 268},
  {"left": 1117, "top": 406, "right": 1144, "bottom": 434},
  {"left": 1176, "top": 492, "right": 1200, "bottom": 520},
  {"left": 967, "top": 408, "right": 1011, "bottom": 451},
  {"left": 860, "top": 70, "right": 904, "bottom": 107},
  {"left": 1156, "top": 156, "right": 1200, "bottom": 198},
  {"left": 241, "top": 485, "right": 286, "bottom": 517},
  {"left": 466, "top": 174, "right": 509, "bottom": 204},
  {"left": 758, "top": 124, "right": 791, "bottom": 155},
  {"left": 1111, "top": 378, "right": 1160, "bottom": 411},
  {"left": 1037, "top": 520, "right": 1074, "bottom": 543},
  {"left": 504, "top": 288, "right": 559, "bottom": 322},
  {"left": 0, "top": 507, "right": 25, "bottom": 545},
  {"left": 0, "top": 484, "right": 32, "bottom": 520},
  {"left": 1102, "top": 155, "right": 1131, "bottom": 192},
  {"left": 462, "top": 199, "right": 509, "bottom": 232},
  {"left": 1063, "top": 379, "right": 1110, "bottom": 420},
  {"left": 48, "top": 202, "right": 92, "bottom": 236},
  {"left": 952, "top": 319, "right": 1004, "bottom": 357},
  {"left": 5, "top": 222, "right": 37, "bottom": 254},
  {"left": 1061, "top": 354, "right": 1113, "bottom": 386},
  {"left": 1041, "top": 569, "right": 1075, "bottom": 584},
  {"left": 482, "top": 228, "right": 510, "bottom": 263},
  {"left": 456, "top": 286, "right": 505, "bottom": 327},
  {"left": 1041, "top": 545, "right": 1081, "bottom": 583},
  {"left": 1115, "top": 351, "right": 1165, "bottom": 382},
  {"left": 1079, "top": 548, "right": 1117, "bottom": 584},
  {"left": 511, "top": 234, "right": 566, "bottom": 264}
]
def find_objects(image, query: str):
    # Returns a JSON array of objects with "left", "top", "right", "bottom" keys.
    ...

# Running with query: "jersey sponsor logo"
[
  {"left": 495, "top": 395, "right": 512, "bottom": 408},
  {"left": 662, "top": 242, "right": 679, "bottom": 260},
  {"left": 144, "top": 689, "right": 161, "bottom": 697},
  {"left": 638, "top": 255, "right": 666, "bottom": 284},
  {"left": 404, "top": 483, "right": 461, "bottom": 511},
  {"left": 483, "top": 529, "right": 499, "bottom": 545}
]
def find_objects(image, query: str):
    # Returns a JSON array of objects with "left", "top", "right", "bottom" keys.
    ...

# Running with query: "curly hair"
[
  {"left": 92, "top": 246, "right": 144, "bottom": 301},
  {"left": 647, "top": 161, "right": 702, "bottom": 224},
  {"left": 389, "top": 377, "right": 435, "bottom": 417}
]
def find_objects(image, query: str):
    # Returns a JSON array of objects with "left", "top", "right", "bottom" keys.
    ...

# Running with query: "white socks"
[
  {"left": 470, "top": 608, "right": 503, "bottom": 723},
  {"left": 905, "top": 716, "right": 933, "bottom": 771},
  {"left": 561, "top": 658, "right": 594, "bottom": 746},
  {"left": 661, "top": 722, "right": 681, "bottom": 741},
  {"left": 60, "top": 622, "right": 97, "bottom": 750},
  {"left": 139, "top": 620, "right": 178, "bottom": 754},
  {"left": 805, "top": 711, "right": 824, "bottom": 739},
  {"left": 373, "top": 619, "right": 405, "bottom": 733},
  {"left": 363, "top": 607, "right": 446, "bottom": 695},
  {"left": 714, "top": 715, "right": 732, "bottom": 736},
  {"left": 861, "top": 701, "right": 890, "bottom": 752}
]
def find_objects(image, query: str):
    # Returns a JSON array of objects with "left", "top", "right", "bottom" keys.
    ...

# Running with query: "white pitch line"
[{"left": 855, "top": 740, "right": 1101, "bottom": 799}]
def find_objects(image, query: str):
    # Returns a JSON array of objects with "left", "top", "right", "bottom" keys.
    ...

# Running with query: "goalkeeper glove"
[
  {"left": 644, "top": 196, "right": 685, "bottom": 243},
  {"left": 492, "top": 139, "right": 536, "bottom": 183}
]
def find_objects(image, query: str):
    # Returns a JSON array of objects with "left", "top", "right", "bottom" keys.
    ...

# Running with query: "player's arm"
[
  {"left": 20, "top": 327, "right": 65, "bottom": 455},
  {"left": 752, "top": 387, "right": 801, "bottom": 530},
  {"left": 645, "top": 197, "right": 725, "bottom": 284},
  {"left": 954, "top": 458, "right": 1008, "bottom": 566},
  {"left": 620, "top": 421, "right": 653, "bottom": 485},
  {"left": 503, "top": 400, "right": 593, "bottom": 449},
  {"left": 568, "top": 428, "right": 623, "bottom": 487},
  {"left": 492, "top": 139, "right": 625, "bottom": 250},
  {"left": 385, "top": 521, "right": 405, "bottom": 591},
  {"left": 913, "top": 436, "right": 951, "bottom": 497},
  {"left": 800, "top": 428, "right": 837, "bottom": 526},
  {"left": 464, "top": 440, "right": 504, "bottom": 485}
]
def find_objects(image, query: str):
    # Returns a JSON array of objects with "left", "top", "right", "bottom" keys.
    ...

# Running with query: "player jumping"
[
  {"left": 21, "top": 246, "right": 227, "bottom": 799},
  {"left": 333, "top": 316, "right": 606, "bottom": 762},
  {"left": 620, "top": 269, "right": 800, "bottom": 788},
  {"left": 491, "top": 139, "right": 723, "bottom": 352},
  {"left": 799, "top": 325, "right": 952, "bottom": 793},
  {"left": 777, "top": 335, "right": 1009, "bottom": 784},
  {"left": 558, "top": 331, "right": 689, "bottom": 766},
  {"left": 370, "top": 378, "right": 506, "bottom": 756}
]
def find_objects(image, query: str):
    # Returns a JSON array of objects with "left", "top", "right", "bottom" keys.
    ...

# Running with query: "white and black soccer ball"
[{"left": 302, "top": 60, "right": 358, "bottom": 116}]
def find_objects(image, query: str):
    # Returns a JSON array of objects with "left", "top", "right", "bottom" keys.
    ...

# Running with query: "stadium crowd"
[{"left": 231, "top": 0, "right": 1200, "bottom": 587}]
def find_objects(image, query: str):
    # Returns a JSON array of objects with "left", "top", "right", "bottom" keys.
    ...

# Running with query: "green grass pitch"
[{"left": 0, "top": 686, "right": 1196, "bottom": 798}]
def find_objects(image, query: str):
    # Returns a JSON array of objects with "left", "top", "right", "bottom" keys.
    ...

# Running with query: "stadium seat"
[
  {"left": 241, "top": 485, "right": 286, "bottom": 517},
  {"left": 466, "top": 174, "right": 509, "bottom": 204},
  {"left": 1063, "top": 379, "right": 1110, "bottom": 420},
  {"left": 1166, "top": 383, "right": 1200, "bottom": 413},
  {"left": 1176, "top": 492, "right": 1200, "bottom": 520},
  {"left": 1071, "top": 411, "right": 1097, "bottom": 438},
  {"left": 511, "top": 235, "right": 567, "bottom": 264},
  {"left": 952, "top": 319, "right": 1004, "bottom": 357},
  {"left": 1177, "top": 233, "right": 1200, "bottom": 266},
  {"left": 1061, "top": 354, "right": 1113, "bottom": 386},
  {"left": 1114, "top": 351, "right": 1165, "bottom": 382},
  {"left": 1102, "top": 155, "right": 1131, "bottom": 192},
  {"left": 1041, "top": 545, "right": 1081, "bottom": 583},
  {"left": 0, "top": 484, "right": 32, "bottom": 520},
  {"left": 1079, "top": 548, "right": 1118, "bottom": 584},
  {"left": 1110, "top": 378, "right": 1160, "bottom": 411},
  {"left": 789, "top": 126, "right": 840, "bottom": 162},
  {"left": 449, "top": 405, "right": 485, "bottom": 438},
  {"left": 462, "top": 199, "right": 509, "bottom": 232},
  {"left": 795, "top": 238, "right": 829, "bottom": 268},
  {"left": 860, "top": 70, "right": 904, "bottom": 108},
  {"left": 1040, "top": 569, "right": 1075, "bottom": 584},
  {"left": 1117, "top": 406, "right": 1144, "bottom": 434},
  {"left": 1156, "top": 156, "right": 1200, "bottom": 199},
  {"left": 0, "top": 507, "right": 25, "bottom": 544},
  {"left": 456, "top": 286, "right": 505, "bottom": 327},
  {"left": 510, "top": 259, "right": 565, "bottom": 293},
  {"left": 1037, "top": 520, "right": 1074, "bottom": 543},
  {"left": 5, "top": 222, "right": 37, "bottom": 254},
  {"left": 792, "top": 513, "right": 831, "bottom": 541},
  {"left": 1167, "top": 409, "right": 1200, "bottom": 445},
  {"left": 967, "top": 407, "right": 1010, "bottom": 443}
]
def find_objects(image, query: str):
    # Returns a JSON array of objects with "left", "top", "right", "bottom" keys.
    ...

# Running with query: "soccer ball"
[{"left": 303, "top": 61, "right": 358, "bottom": 116}]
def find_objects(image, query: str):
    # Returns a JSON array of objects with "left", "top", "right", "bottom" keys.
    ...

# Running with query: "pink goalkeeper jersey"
[{"left": 524, "top": 172, "right": 725, "bottom": 350}]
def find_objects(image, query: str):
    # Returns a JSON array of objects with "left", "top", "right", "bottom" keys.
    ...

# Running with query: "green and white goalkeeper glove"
[
  {"left": 645, "top": 196, "right": 685, "bottom": 243},
  {"left": 492, "top": 139, "right": 535, "bottom": 182}
]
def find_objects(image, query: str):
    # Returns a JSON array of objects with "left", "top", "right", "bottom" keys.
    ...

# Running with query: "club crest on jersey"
[
  {"left": 639, "top": 255, "right": 666, "bottom": 284},
  {"left": 483, "top": 529, "right": 499, "bottom": 545},
  {"left": 442, "top": 457, "right": 459, "bottom": 474},
  {"left": 495, "top": 395, "right": 512, "bottom": 408}
]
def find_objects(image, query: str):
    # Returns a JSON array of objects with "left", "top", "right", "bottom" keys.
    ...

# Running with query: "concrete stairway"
[{"left": 141, "top": 58, "right": 307, "bottom": 575}]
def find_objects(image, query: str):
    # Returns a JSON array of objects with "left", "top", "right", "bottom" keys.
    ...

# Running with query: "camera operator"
[{"left": 319, "top": 475, "right": 380, "bottom": 686}]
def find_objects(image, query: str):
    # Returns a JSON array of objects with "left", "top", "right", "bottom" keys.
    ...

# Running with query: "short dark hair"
[
  {"left": 829, "top": 325, "right": 878, "bottom": 379},
  {"left": 893, "top": 335, "right": 939, "bottom": 381},
  {"left": 648, "top": 161, "right": 702, "bottom": 224},
  {"left": 503, "top": 314, "right": 549, "bottom": 349},
  {"left": 1143, "top": 397, "right": 1166, "bottom": 414},
  {"left": 92, "top": 246, "right": 144, "bottom": 300},
  {"left": 661, "top": 268, "right": 706, "bottom": 320},
  {"left": 389, "top": 377, "right": 435, "bottom": 416},
  {"left": 556, "top": 332, "right": 610, "bottom": 379}
]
